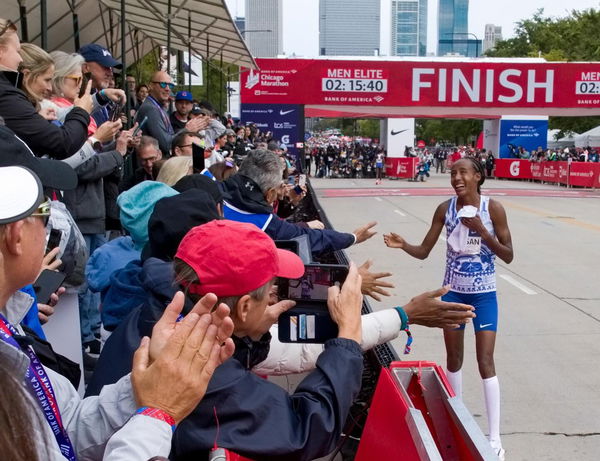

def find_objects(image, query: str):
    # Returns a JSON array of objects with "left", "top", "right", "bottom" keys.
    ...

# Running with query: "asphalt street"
[{"left": 311, "top": 173, "right": 600, "bottom": 460}]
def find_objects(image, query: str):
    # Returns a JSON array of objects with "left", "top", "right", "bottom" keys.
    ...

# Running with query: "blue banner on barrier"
[
  {"left": 499, "top": 119, "right": 548, "bottom": 158},
  {"left": 240, "top": 104, "right": 304, "bottom": 161}
]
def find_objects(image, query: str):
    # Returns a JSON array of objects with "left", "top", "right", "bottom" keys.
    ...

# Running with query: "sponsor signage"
[
  {"left": 385, "top": 157, "right": 419, "bottom": 179},
  {"left": 242, "top": 59, "right": 600, "bottom": 112},
  {"left": 498, "top": 119, "right": 548, "bottom": 158},
  {"left": 240, "top": 103, "right": 304, "bottom": 157},
  {"left": 494, "top": 159, "right": 600, "bottom": 187}
]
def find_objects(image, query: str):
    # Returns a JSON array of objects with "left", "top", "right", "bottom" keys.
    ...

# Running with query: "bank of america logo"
[
  {"left": 245, "top": 70, "right": 260, "bottom": 89},
  {"left": 374, "top": 96, "right": 384, "bottom": 103}
]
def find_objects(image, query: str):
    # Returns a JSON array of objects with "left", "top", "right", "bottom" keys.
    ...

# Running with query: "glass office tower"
[{"left": 391, "top": 0, "right": 428, "bottom": 57}]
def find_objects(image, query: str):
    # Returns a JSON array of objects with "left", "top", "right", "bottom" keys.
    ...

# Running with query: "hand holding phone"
[
  {"left": 33, "top": 270, "right": 66, "bottom": 305},
  {"left": 133, "top": 116, "right": 148, "bottom": 137}
]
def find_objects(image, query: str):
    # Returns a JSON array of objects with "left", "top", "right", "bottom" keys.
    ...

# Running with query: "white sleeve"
[
  {"left": 102, "top": 414, "right": 172, "bottom": 461},
  {"left": 49, "top": 368, "right": 138, "bottom": 461},
  {"left": 254, "top": 310, "right": 401, "bottom": 376}
]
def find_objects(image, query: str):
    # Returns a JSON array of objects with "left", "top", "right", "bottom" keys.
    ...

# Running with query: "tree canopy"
[{"left": 486, "top": 8, "right": 600, "bottom": 137}]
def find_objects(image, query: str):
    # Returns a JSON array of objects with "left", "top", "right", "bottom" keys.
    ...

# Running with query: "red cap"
[{"left": 175, "top": 220, "right": 305, "bottom": 297}]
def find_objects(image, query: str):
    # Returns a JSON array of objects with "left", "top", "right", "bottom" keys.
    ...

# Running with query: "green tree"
[
  {"left": 486, "top": 8, "right": 600, "bottom": 136},
  {"left": 416, "top": 119, "right": 482, "bottom": 146}
]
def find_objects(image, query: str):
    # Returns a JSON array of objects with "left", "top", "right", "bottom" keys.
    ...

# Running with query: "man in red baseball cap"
[{"left": 89, "top": 218, "right": 366, "bottom": 460}]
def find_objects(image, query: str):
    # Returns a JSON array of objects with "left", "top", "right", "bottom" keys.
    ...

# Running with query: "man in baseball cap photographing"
[{"left": 94, "top": 216, "right": 363, "bottom": 459}]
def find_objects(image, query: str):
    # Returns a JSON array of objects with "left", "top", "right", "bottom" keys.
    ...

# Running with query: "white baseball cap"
[{"left": 0, "top": 166, "right": 44, "bottom": 225}]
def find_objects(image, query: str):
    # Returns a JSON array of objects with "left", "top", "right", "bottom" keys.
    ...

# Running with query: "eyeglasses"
[
  {"left": 65, "top": 74, "right": 83, "bottom": 86},
  {"left": 140, "top": 156, "right": 159, "bottom": 164},
  {"left": 153, "top": 81, "right": 175, "bottom": 90},
  {"left": 31, "top": 198, "right": 51, "bottom": 227}
]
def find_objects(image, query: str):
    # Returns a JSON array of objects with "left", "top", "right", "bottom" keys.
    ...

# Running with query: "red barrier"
[
  {"left": 493, "top": 159, "right": 532, "bottom": 180},
  {"left": 495, "top": 159, "right": 599, "bottom": 188},
  {"left": 570, "top": 162, "right": 600, "bottom": 188},
  {"left": 385, "top": 157, "right": 419, "bottom": 179}
]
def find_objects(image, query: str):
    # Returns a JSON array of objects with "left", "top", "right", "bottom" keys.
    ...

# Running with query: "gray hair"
[
  {"left": 50, "top": 51, "right": 85, "bottom": 96},
  {"left": 238, "top": 149, "right": 283, "bottom": 193},
  {"left": 138, "top": 135, "right": 160, "bottom": 152}
]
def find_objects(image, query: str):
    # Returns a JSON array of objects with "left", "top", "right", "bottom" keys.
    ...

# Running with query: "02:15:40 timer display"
[{"left": 321, "top": 78, "right": 388, "bottom": 93}]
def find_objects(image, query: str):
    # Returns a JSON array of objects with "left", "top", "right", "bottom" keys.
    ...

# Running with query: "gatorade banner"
[
  {"left": 495, "top": 159, "right": 599, "bottom": 187},
  {"left": 385, "top": 157, "right": 419, "bottom": 178},
  {"left": 493, "top": 159, "right": 532, "bottom": 179}
]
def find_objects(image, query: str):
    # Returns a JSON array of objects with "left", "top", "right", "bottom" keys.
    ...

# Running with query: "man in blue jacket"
[{"left": 222, "top": 149, "right": 377, "bottom": 255}]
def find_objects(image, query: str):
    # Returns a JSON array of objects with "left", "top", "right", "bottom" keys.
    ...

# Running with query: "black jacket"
[
  {"left": 0, "top": 71, "right": 89, "bottom": 159},
  {"left": 222, "top": 174, "right": 355, "bottom": 255},
  {"left": 88, "top": 258, "right": 364, "bottom": 460}
]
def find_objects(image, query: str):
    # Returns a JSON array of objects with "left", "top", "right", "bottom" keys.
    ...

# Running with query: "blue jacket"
[
  {"left": 87, "top": 258, "right": 364, "bottom": 460},
  {"left": 222, "top": 174, "right": 355, "bottom": 255},
  {"left": 86, "top": 236, "right": 140, "bottom": 294}
]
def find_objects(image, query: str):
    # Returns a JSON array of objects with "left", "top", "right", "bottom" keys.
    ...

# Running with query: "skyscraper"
[
  {"left": 391, "top": 0, "right": 427, "bottom": 57},
  {"left": 483, "top": 24, "right": 503, "bottom": 53},
  {"left": 244, "top": 0, "right": 283, "bottom": 57},
  {"left": 319, "top": 0, "right": 381, "bottom": 56},
  {"left": 437, "top": 0, "right": 480, "bottom": 57}
]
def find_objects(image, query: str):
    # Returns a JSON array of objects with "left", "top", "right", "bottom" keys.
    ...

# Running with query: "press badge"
[{"left": 464, "top": 229, "right": 481, "bottom": 255}]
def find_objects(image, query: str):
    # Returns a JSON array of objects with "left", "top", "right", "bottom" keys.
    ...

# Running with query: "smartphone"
[
  {"left": 109, "top": 103, "right": 124, "bottom": 122},
  {"left": 45, "top": 228, "right": 62, "bottom": 255},
  {"left": 133, "top": 115, "right": 148, "bottom": 136},
  {"left": 293, "top": 185, "right": 303, "bottom": 195},
  {"left": 275, "top": 240, "right": 300, "bottom": 255},
  {"left": 277, "top": 264, "right": 349, "bottom": 344},
  {"left": 278, "top": 264, "right": 348, "bottom": 302},
  {"left": 78, "top": 72, "right": 92, "bottom": 98},
  {"left": 33, "top": 270, "right": 66, "bottom": 305},
  {"left": 298, "top": 174, "right": 307, "bottom": 187},
  {"left": 192, "top": 143, "right": 206, "bottom": 173}
]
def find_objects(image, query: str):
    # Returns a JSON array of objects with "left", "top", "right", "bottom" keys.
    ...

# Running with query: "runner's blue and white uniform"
[{"left": 442, "top": 195, "right": 498, "bottom": 331}]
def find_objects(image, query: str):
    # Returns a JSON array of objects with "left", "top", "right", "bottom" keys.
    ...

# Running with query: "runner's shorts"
[{"left": 442, "top": 290, "right": 498, "bottom": 332}]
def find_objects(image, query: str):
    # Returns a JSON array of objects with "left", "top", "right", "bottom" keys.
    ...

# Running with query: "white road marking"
[
  {"left": 374, "top": 197, "right": 383, "bottom": 202},
  {"left": 499, "top": 274, "right": 537, "bottom": 295},
  {"left": 394, "top": 209, "right": 406, "bottom": 217}
]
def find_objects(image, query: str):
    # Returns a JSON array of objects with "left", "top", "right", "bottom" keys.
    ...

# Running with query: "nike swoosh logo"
[
  {"left": 479, "top": 323, "right": 493, "bottom": 329},
  {"left": 280, "top": 110, "right": 294, "bottom": 115},
  {"left": 391, "top": 129, "right": 408, "bottom": 135}
]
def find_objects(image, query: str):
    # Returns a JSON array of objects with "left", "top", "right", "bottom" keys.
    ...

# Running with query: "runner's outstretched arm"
[{"left": 384, "top": 201, "right": 448, "bottom": 260}]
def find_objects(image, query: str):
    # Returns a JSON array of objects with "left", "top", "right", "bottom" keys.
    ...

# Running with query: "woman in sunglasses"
[
  {"left": 135, "top": 70, "right": 207, "bottom": 157},
  {"left": 0, "top": 19, "right": 92, "bottom": 160}
]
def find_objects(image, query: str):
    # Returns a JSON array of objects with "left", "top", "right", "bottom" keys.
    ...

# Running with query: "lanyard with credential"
[
  {"left": 147, "top": 95, "right": 174, "bottom": 135},
  {"left": 0, "top": 314, "right": 77, "bottom": 461}
]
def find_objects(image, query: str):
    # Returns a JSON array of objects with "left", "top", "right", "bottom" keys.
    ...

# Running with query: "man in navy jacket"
[{"left": 222, "top": 149, "right": 376, "bottom": 255}]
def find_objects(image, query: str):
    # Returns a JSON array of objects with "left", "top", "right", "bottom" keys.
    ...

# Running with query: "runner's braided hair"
[{"left": 464, "top": 156, "right": 485, "bottom": 194}]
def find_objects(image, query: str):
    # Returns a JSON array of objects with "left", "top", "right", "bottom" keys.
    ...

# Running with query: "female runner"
[{"left": 383, "top": 157, "right": 513, "bottom": 459}]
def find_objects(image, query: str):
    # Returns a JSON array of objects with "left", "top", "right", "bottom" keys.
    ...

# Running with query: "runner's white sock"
[
  {"left": 446, "top": 369, "right": 462, "bottom": 399},
  {"left": 483, "top": 375, "right": 501, "bottom": 444}
]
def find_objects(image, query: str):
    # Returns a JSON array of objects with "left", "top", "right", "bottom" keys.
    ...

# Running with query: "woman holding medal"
[{"left": 383, "top": 157, "right": 513, "bottom": 460}]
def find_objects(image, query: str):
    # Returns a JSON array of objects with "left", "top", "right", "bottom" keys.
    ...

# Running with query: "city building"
[
  {"left": 234, "top": 16, "right": 245, "bottom": 35},
  {"left": 483, "top": 24, "right": 503, "bottom": 53},
  {"left": 437, "top": 0, "right": 481, "bottom": 57},
  {"left": 244, "top": 0, "right": 283, "bottom": 57},
  {"left": 391, "top": 0, "right": 427, "bottom": 57},
  {"left": 319, "top": 0, "right": 381, "bottom": 56}
]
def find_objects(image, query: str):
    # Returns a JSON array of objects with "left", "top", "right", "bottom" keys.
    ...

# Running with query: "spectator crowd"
[{"left": 0, "top": 18, "right": 477, "bottom": 461}]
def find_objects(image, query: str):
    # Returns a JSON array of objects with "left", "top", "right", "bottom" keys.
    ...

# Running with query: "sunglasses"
[
  {"left": 31, "top": 198, "right": 51, "bottom": 227},
  {"left": 65, "top": 74, "right": 83, "bottom": 86},
  {"left": 153, "top": 81, "right": 175, "bottom": 90}
]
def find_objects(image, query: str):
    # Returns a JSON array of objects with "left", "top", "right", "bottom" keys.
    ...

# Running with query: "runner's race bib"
[{"left": 464, "top": 229, "right": 481, "bottom": 255}]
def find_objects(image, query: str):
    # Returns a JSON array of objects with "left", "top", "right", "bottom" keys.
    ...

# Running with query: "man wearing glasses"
[{"left": 135, "top": 71, "right": 207, "bottom": 157}]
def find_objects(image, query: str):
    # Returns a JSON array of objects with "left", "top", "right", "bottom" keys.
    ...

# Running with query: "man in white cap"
[{"left": 0, "top": 158, "right": 235, "bottom": 457}]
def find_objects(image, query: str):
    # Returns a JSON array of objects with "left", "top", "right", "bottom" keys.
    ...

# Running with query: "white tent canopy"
[
  {"left": 5, "top": 0, "right": 256, "bottom": 70},
  {"left": 548, "top": 128, "right": 578, "bottom": 150},
  {"left": 574, "top": 125, "right": 600, "bottom": 148}
]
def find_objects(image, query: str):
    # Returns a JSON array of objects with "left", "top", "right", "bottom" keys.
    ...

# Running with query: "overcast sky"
[{"left": 226, "top": 0, "right": 600, "bottom": 56}]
